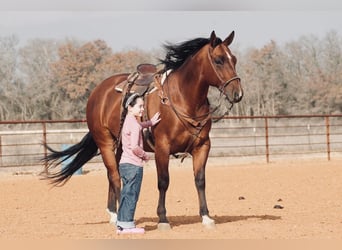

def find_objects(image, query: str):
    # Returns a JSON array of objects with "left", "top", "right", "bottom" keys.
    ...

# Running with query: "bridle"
[
  {"left": 218, "top": 76, "right": 241, "bottom": 98},
  {"left": 207, "top": 48, "right": 241, "bottom": 107},
  {"left": 162, "top": 46, "right": 241, "bottom": 124},
  {"left": 156, "top": 44, "right": 241, "bottom": 160}
]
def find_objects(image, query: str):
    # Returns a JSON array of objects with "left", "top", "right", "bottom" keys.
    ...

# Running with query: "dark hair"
[{"left": 123, "top": 93, "right": 141, "bottom": 109}]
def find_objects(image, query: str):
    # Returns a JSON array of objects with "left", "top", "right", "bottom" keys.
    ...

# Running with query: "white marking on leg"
[
  {"left": 202, "top": 215, "right": 216, "bottom": 229},
  {"left": 106, "top": 208, "right": 117, "bottom": 225},
  {"left": 157, "top": 223, "right": 172, "bottom": 231}
]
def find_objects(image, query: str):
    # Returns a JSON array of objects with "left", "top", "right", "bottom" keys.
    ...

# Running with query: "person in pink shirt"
[{"left": 116, "top": 93, "right": 161, "bottom": 235}]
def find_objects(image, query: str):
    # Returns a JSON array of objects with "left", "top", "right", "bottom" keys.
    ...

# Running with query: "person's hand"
[
  {"left": 150, "top": 112, "right": 161, "bottom": 126},
  {"left": 142, "top": 152, "right": 150, "bottom": 162}
]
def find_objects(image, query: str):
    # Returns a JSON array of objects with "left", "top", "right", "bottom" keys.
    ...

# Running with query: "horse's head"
[{"left": 206, "top": 31, "right": 243, "bottom": 104}]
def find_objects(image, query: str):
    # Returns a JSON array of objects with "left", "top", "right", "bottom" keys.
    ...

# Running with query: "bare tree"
[
  {"left": 50, "top": 39, "right": 113, "bottom": 101},
  {"left": 49, "top": 39, "right": 158, "bottom": 118},
  {"left": 2, "top": 31, "right": 342, "bottom": 120},
  {"left": 18, "top": 39, "right": 62, "bottom": 120},
  {"left": 321, "top": 31, "right": 342, "bottom": 113},
  {"left": 0, "top": 35, "right": 21, "bottom": 120},
  {"left": 239, "top": 41, "right": 287, "bottom": 116},
  {"left": 284, "top": 32, "right": 342, "bottom": 114}
]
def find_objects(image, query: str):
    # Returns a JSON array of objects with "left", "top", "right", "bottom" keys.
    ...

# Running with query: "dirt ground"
[{"left": 1, "top": 157, "right": 342, "bottom": 239}]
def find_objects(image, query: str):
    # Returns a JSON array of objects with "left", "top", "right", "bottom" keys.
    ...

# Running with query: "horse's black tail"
[{"left": 41, "top": 132, "right": 98, "bottom": 186}]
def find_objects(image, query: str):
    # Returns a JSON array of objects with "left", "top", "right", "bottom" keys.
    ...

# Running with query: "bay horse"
[{"left": 42, "top": 31, "right": 243, "bottom": 229}]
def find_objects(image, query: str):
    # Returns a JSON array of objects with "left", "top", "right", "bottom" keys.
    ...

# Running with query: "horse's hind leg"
[
  {"left": 106, "top": 183, "right": 118, "bottom": 224},
  {"left": 97, "top": 141, "right": 121, "bottom": 225}
]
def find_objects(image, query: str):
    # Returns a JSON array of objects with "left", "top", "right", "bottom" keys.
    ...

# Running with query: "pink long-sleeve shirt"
[{"left": 119, "top": 113, "right": 152, "bottom": 167}]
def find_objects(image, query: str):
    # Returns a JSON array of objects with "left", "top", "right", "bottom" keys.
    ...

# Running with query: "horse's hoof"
[
  {"left": 106, "top": 209, "right": 117, "bottom": 225},
  {"left": 157, "top": 223, "right": 172, "bottom": 231},
  {"left": 202, "top": 215, "right": 216, "bottom": 229},
  {"left": 204, "top": 222, "right": 216, "bottom": 229}
]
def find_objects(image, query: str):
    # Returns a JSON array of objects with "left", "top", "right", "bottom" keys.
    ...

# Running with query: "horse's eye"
[{"left": 214, "top": 57, "right": 224, "bottom": 65}]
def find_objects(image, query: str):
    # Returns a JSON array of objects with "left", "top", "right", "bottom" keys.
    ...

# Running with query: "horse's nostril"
[{"left": 234, "top": 91, "right": 243, "bottom": 102}]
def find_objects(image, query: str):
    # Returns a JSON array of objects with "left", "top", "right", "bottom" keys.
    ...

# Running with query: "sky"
[{"left": 1, "top": 0, "right": 342, "bottom": 52}]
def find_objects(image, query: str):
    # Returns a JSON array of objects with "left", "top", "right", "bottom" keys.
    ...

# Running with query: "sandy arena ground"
[{"left": 0, "top": 157, "right": 342, "bottom": 239}]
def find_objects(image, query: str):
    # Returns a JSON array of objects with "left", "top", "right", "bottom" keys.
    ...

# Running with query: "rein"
[
  {"left": 211, "top": 76, "right": 241, "bottom": 122},
  {"left": 162, "top": 71, "right": 226, "bottom": 161},
  {"left": 164, "top": 71, "right": 212, "bottom": 129},
  {"left": 158, "top": 46, "right": 241, "bottom": 159}
]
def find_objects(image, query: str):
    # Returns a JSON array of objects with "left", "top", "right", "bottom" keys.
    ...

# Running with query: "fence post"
[
  {"left": 264, "top": 117, "right": 270, "bottom": 163},
  {"left": 325, "top": 116, "right": 331, "bottom": 161},
  {"left": 0, "top": 136, "right": 2, "bottom": 166},
  {"left": 42, "top": 122, "right": 48, "bottom": 171}
]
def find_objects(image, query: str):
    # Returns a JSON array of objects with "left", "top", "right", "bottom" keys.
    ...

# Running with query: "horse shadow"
[
  {"left": 77, "top": 214, "right": 280, "bottom": 231},
  {"left": 136, "top": 214, "right": 281, "bottom": 231}
]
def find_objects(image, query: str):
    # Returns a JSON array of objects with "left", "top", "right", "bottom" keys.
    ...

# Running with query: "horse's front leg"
[
  {"left": 154, "top": 148, "right": 172, "bottom": 230},
  {"left": 192, "top": 143, "right": 216, "bottom": 229}
]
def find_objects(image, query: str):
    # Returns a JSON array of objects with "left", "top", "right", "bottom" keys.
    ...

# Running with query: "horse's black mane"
[{"left": 160, "top": 36, "right": 222, "bottom": 71}]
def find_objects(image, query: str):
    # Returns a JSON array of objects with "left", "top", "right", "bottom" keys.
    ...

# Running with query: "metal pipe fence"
[
  {"left": 0, "top": 115, "right": 342, "bottom": 170},
  {"left": 210, "top": 114, "right": 342, "bottom": 162}
]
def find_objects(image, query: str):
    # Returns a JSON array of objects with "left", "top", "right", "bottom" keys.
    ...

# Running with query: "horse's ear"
[
  {"left": 209, "top": 30, "right": 217, "bottom": 47},
  {"left": 223, "top": 31, "right": 235, "bottom": 46}
]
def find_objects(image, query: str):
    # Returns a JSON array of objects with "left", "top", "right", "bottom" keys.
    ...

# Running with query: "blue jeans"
[{"left": 117, "top": 163, "right": 143, "bottom": 229}]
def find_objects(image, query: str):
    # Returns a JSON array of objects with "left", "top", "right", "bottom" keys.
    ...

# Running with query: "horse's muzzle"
[
  {"left": 233, "top": 88, "right": 243, "bottom": 103},
  {"left": 222, "top": 77, "right": 243, "bottom": 104}
]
